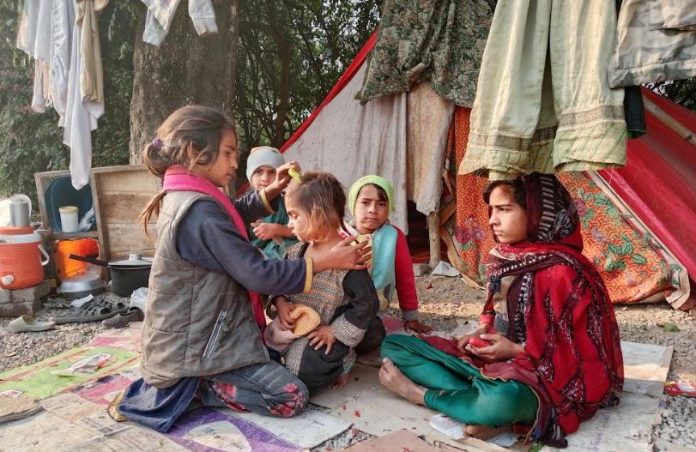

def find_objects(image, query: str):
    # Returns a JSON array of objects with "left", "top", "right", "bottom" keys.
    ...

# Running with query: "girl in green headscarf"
[{"left": 348, "top": 176, "right": 432, "bottom": 353}]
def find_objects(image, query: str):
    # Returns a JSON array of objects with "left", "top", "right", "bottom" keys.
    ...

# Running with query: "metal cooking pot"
[
  {"left": 69, "top": 254, "right": 152, "bottom": 297},
  {"left": 57, "top": 273, "right": 106, "bottom": 299}
]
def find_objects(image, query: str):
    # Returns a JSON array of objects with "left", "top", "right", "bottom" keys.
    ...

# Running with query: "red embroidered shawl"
[{"left": 480, "top": 174, "right": 624, "bottom": 447}]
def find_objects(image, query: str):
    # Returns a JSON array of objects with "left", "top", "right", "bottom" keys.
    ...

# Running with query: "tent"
[{"left": 278, "top": 33, "right": 695, "bottom": 310}]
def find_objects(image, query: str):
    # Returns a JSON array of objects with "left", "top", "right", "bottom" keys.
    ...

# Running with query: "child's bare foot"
[
  {"left": 465, "top": 424, "right": 511, "bottom": 440},
  {"left": 329, "top": 373, "right": 350, "bottom": 388},
  {"left": 378, "top": 358, "right": 426, "bottom": 405}
]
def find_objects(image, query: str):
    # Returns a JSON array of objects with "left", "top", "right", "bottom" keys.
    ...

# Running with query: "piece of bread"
[{"left": 290, "top": 305, "right": 321, "bottom": 336}]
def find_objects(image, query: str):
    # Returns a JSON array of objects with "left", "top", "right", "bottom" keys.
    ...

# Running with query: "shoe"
[
  {"left": 6, "top": 315, "right": 56, "bottom": 333},
  {"left": 49, "top": 301, "right": 127, "bottom": 325},
  {"left": 102, "top": 307, "right": 144, "bottom": 328}
]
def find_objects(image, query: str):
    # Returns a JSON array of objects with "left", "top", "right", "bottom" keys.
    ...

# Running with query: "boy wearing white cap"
[{"left": 246, "top": 146, "right": 297, "bottom": 259}]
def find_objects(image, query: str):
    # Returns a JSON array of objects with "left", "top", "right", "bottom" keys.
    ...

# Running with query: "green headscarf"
[{"left": 348, "top": 175, "right": 395, "bottom": 216}]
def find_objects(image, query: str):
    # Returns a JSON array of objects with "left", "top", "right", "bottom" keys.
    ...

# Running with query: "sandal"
[
  {"left": 102, "top": 307, "right": 144, "bottom": 328},
  {"left": 50, "top": 301, "right": 127, "bottom": 325},
  {"left": 6, "top": 315, "right": 56, "bottom": 333}
]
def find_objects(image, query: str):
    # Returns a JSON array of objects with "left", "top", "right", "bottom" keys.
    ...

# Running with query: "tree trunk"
[{"left": 129, "top": 1, "right": 239, "bottom": 164}]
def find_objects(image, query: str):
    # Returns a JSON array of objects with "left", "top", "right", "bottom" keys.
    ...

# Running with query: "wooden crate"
[{"left": 89, "top": 165, "right": 160, "bottom": 261}]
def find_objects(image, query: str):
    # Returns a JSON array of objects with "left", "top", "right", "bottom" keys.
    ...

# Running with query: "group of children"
[
  {"left": 113, "top": 105, "right": 430, "bottom": 430},
  {"left": 114, "top": 105, "right": 623, "bottom": 447}
]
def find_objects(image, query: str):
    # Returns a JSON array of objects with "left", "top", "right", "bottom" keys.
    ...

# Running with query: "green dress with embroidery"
[{"left": 382, "top": 335, "right": 538, "bottom": 427}]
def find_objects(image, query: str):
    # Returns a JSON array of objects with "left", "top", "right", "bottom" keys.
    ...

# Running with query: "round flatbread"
[{"left": 290, "top": 305, "right": 321, "bottom": 336}]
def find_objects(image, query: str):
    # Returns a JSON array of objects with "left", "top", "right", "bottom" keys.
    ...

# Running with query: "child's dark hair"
[
  {"left": 482, "top": 178, "right": 527, "bottom": 209},
  {"left": 285, "top": 172, "right": 346, "bottom": 243},
  {"left": 359, "top": 183, "right": 388, "bottom": 203},
  {"left": 140, "top": 105, "right": 236, "bottom": 233}
]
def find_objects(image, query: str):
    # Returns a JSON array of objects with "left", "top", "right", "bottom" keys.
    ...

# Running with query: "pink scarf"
[{"left": 162, "top": 166, "right": 266, "bottom": 331}]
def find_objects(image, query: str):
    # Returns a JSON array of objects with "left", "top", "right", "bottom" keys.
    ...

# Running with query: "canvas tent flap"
[
  {"left": 444, "top": 107, "right": 691, "bottom": 308},
  {"left": 279, "top": 31, "right": 694, "bottom": 309},
  {"left": 598, "top": 89, "right": 696, "bottom": 286}
]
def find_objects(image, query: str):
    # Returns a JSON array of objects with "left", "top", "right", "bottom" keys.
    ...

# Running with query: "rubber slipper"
[
  {"left": 6, "top": 315, "right": 56, "bottom": 333},
  {"left": 102, "top": 307, "right": 144, "bottom": 328},
  {"left": 50, "top": 304, "right": 117, "bottom": 325}
]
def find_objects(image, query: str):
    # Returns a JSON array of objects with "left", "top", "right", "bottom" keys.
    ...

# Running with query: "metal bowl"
[{"left": 57, "top": 273, "right": 106, "bottom": 299}]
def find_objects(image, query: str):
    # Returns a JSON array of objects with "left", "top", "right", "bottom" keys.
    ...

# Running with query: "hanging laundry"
[
  {"left": 142, "top": 0, "right": 218, "bottom": 47},
  {"left": 610, "top": 0, "right": 696, "bottom": 88},
  {"left": 460, "top": 0, "right": 627, "bottom": 180},
  {"left": 79, "top": 0, "right": 108, "bottom": 104},
  {"left": 51, "top": 0, "right": 76, "bottom": 122},
  {"left": 16, "top": 0, "right": 39, "bottom": 56},
  {"left": 358, "top": 0, "right": 493, "bottom": 108},
  {"left": 31, "top": 62, "right": 50, "bottom": 113},
  {"left": 17, "top": 0, "right": 54, "bottom": 112},
  {"left": 63, "top": 0, "right": 109, "bottom": 190},
  {"left": 406, "top": 82, "right": 454, "bottom": 215},
  {"left": 660, "top": 0, "right": 696, "bottom": 31}
]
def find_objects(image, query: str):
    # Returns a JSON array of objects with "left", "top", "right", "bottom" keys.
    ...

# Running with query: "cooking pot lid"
[{"left": 108, "top": 254, "right": 153, "bottom": 267}]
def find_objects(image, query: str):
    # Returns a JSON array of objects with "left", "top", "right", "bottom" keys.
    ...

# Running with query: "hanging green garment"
[
  {"left": 381, "top": 334, "right": 538, "bottom": 427},
  {"left": 357, "top": 0, "right": 494, "bottom": 107}
]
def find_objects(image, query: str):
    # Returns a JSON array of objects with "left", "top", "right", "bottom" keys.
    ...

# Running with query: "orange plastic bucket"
[
  {"left": 0, "top": 228, "right": 50, "bottom": 289},
  {"left": 54, "top": 238, "right": 99, "bottom": 279}
]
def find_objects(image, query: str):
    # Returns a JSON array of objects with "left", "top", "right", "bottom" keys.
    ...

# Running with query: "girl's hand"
[
  {"left": 266, "top": 162, "right": 301, "bottom": 196},
  {"left": 455, "top": 324, "right": 490, "bottom": 351},
  {"left": 275, "top": 297, "right": 296, "bottom": 330},
  {"left": 465, "top": 333, "right": 524, "bottom": 362},
  {"left": 313, "top": 236, "right": 370, "bottom": 272},
  {"left": 404, "top": 320, "right": 432, "bottom": 334},
  {"left": 307, "top": 325, "right": 336, "bottom": 354},
  {"left": 253, "top": 222, "right": 281, "bottom": 240}
]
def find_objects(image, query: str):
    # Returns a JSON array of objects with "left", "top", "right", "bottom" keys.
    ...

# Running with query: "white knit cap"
[{"left": 246, "top": 146, "right": 285, "bottom": 181}]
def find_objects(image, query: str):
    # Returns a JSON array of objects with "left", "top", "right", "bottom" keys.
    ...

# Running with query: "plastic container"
[
  {"left": 0, "top": 227, "right": 50, "bottom": 289},
  {"left": 54, "top": 238, "right": 100, "bottom": 279},
  {"left": 59, "top": 206, "right": 79, "bottom": 233}
]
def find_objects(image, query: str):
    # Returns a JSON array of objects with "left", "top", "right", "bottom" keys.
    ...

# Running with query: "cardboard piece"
[
  {"left": 0, "top": 410, "right": 100, "bottom": 450},
  {"left": 312, "top": 363, "right": 436, "bottom": 436},
  {"left": 167, "top": 407, "right": 300, "bottom": 451},
  {"left": 541, "top": 393, "right": 659, "bottom": 452},
  {"left": 345, "top": 429, "right": 464, "bottom": 452},
  {"left": 541, "top": 341, "right": 671, "bottom": 451},
  {"left": 621, "top": 341, "right": 673, "bottom": 398},
  {"left": 224, "top": 406, "right": 352, "bottom": 449}
]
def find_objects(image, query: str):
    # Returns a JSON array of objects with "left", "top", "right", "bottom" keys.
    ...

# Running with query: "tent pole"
[{"left": 428, "top": 211, "right": 441, "bottom": 269}]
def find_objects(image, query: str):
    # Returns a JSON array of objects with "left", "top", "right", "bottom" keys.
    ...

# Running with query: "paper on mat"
[
  {"left": 621, "top": 341, "right": 672, "bottom": 398},
  {"left": 223, "top": 406, "right": 351, "bottom": 449}
]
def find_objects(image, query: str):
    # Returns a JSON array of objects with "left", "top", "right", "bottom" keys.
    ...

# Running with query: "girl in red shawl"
[{"left": 378, "top": 173, "right": 623, "bottom": 447}]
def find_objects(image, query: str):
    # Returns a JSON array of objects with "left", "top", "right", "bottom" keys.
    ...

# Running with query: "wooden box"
[
  {"left": 89, "top": 165, "right": 160, "bottom": 260},
  {"left": 35, "top": 165, "right": 160, "bottom": 261}
]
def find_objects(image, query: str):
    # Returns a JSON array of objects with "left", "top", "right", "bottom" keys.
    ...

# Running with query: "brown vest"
[{"left": 140, "top": 191, "right": 269, "bottom": 388}]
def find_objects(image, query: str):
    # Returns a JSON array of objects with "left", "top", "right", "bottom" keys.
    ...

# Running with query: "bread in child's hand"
[{"left": 290, "top": 305, "right": 321, "bottom": 336}]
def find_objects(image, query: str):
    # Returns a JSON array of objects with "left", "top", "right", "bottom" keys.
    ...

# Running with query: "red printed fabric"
[
  {"left": 479, "top": 174, "right": 624, "bottom": 447},
  {"left": 442, "top": 107, "right": 687, "bottom": 306}
]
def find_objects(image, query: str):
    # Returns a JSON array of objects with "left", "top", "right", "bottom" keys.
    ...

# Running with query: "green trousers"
[{"left": 381, "top": 335, "right": 538, "bottom": 427}]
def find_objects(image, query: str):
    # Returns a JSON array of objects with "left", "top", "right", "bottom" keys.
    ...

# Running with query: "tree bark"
[{"left": 129, "top": 1, "right": 239, "bottom": 164}]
